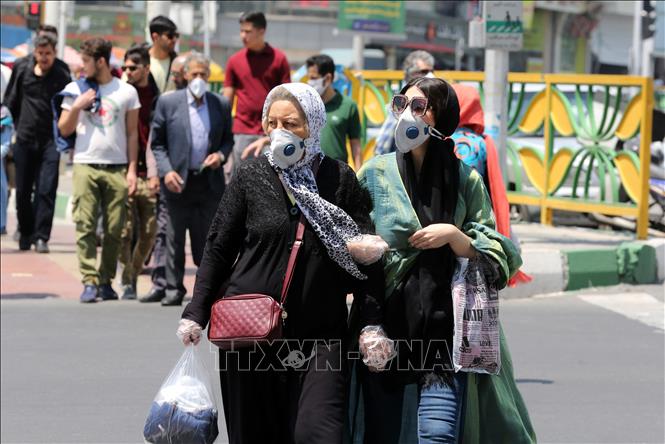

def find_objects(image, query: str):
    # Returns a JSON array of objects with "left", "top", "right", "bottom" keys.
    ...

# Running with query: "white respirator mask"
[
  {"left": 188, "top": 77, "right": 208, "bottom": 99},
  {"left": 268, "top": 128, "right": 306, "bottom": 170},
  {"left": 394, "top": 107, "right": 445, "bottom": 153}
]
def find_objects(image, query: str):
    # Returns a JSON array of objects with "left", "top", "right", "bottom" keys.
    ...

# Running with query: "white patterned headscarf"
[{"left": 262, "top": 83, "right": 366, "bottom": 280}]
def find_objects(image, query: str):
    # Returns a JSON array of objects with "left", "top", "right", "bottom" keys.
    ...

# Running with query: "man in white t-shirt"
[{"left": 58, "top": 38, "right": 140, "bottom": 303}]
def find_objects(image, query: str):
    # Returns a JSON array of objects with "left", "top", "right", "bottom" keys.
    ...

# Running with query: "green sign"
[
  {"left": 338, "top": 1, "right": 405, "bottom": 34},
  {"left": 486, "top": 21, "right": 523, "bottom": 34}
]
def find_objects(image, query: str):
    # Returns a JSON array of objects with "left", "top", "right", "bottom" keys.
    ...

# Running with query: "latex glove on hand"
[
  {"left": 347, "top": 235, "right": 389, "bottom": 265},
  {"left": 176, "top": 319, "right": 202, "bottom": 346},
  {"left": 359, "top": 325, "right": 395, "bottom": 372}
]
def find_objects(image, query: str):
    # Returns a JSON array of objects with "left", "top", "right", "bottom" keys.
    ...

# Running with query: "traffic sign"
[{"left": 484, "top": 0, "right": 523, "bottom": 51}]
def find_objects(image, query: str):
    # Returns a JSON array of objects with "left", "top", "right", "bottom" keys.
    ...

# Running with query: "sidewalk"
[
  {"left": 0, "top": 212, "right": 198, "bottom": 301},
  {"left": 3, "top": 170, "right": 663, "bottom": 300}
]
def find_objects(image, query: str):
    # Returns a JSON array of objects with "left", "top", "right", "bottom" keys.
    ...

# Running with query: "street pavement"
[{"left": 1, "top": 214, "right": 664, "bottom": 443}]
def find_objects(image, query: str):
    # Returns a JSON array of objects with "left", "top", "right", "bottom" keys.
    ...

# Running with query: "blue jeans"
[{"left": 418, "top": 373, "right": 467, "bottom": 443}]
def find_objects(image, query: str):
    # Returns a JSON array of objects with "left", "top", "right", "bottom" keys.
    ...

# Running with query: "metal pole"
[
  {"left": 455, "top": 38, "right": 464, "bottom": 71},
  {"left": 632, "top": 0, "right": 643, "bottom": 75},
  {"left": 484, "top": 48, "right": 510, "bottom": 182},
  {"left": 352, "top": 34, "right": 364, "bottom": 70},
  {"left": 57, "top": 1, "right": 67, "bottom": 60},
  {"left": 641, "top": 38, "right": 654, "bottom": 77},
  {"left": 43, "top": 1, "right": 58, "bottom": 28},
  {"left": 203, "top": 3, "right": 210, "bottom": 57}
]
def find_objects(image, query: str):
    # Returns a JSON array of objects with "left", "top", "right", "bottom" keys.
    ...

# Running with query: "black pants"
[
  {"left": 14, "top": 139, "right": 59, "bottom": 243},
  {"left": 220, "top": 341, "right": 348, "bottom": 444},
  {"left": 164, "top": 173, "right": 220, "bottom": 298},
  {"left": 150, "top": 193, "right": 169, "bottom": 291}
]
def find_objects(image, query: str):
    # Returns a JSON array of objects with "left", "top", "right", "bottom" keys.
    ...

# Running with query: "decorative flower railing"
[{"left": 210, "top": 71, "right": 654, "bottom": 238}]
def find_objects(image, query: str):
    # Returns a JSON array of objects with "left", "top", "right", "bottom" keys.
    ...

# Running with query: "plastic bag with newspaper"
[{"left": 451, "top": 256, "right": 501, "bottom": 375}]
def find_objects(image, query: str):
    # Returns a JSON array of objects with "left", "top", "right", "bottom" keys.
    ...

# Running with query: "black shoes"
[
  {"left": 35, "top": 239, "right": 49, "bottom": 253},
  {"left": 139, "top": 288, "right": 166, "bottom": 303},
  {"left": 18, "top": 237, "right": 31, "bottom": 251},
  {"left": 160, "top": 293, "right": 184, "bottom": 306},
  {"left": 99, "top": 284, "right": 119, "bottom": 301},
  {"left": 139, "top": 289, "right": 184, "bottom": 306}
]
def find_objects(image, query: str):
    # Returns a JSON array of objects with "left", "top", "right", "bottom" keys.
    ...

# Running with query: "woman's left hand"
[{"left": 408, "top": 223, "right": 461, "bottom": 250}]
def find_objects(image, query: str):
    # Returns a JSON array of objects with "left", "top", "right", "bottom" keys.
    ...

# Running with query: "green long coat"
[{"left": 351, "top": 153, "right": 537, "bottom": 443}]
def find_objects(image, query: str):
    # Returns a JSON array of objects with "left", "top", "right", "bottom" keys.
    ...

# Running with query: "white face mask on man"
[
  {"left": 268, "top": 128, "right": 306, "bottom": 170},
  {"left": 188, "top": 77, "right": 208, "bottom": 98},
  {"left": 394, "top": 106, "right": 445, "bottom": 153},
  {"left": 307, "top": 77, "right": 328, "bottom": 96}
]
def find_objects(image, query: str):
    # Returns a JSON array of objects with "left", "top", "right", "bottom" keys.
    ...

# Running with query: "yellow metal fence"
[{"left": 210, "top": 71, "right": 654, "bottom": 239}]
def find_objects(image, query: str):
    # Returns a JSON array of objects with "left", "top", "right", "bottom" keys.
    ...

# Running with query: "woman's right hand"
[{"left": 176, "top": 319, "right": 202, "bottom": 346}]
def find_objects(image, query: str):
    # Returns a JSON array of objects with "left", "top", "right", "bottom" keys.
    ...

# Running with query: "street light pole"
[
  {"left": 632, "top": 0, "right": 643, "bottom": 75},
  {"left": 484, "top": 48, "right": 509, "bottom": 181},
  {"left": 57, "top": 1, "right": 67, "bottom": 60},
  {"left": 203, "top": 6, "right": 210, "bottom": 57},
  {"left": 352, "top": 34, "right": 364, "bottom": 70}
]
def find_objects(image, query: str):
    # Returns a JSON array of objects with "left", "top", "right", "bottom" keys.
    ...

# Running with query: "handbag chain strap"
[{"left": 278, "top": 157, "right": 321, "bottom": 307}]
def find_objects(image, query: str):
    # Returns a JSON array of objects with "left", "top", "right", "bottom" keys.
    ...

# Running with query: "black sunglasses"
[
  {"left": 164, "top": 31, "right": 180, "bottom": 40},
  {"left": 121, "top": 65, "right": 142, "bottom": 72}
]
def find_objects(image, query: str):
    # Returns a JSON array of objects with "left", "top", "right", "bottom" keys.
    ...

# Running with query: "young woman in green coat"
[{"left": 351, "top": 77, "right": 536, "bottom": 443}]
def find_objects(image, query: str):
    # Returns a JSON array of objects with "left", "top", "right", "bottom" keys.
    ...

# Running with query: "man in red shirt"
[{"left": 223, "top": 11, "right": 290, "bottom": 175}]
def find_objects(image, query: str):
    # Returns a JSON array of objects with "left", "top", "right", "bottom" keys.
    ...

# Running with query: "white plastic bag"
[
  {"left": 359, "top": 325, "right": 396, "bottom": 371},
  {"left": 451, "top": 257, "right": 501, "bottom": 375},
  {"left": 143, "top": 345, "right": 219, "bottom": 444},
  {"left": 347, "top": 234, "right": 389, "bottom": 265}
]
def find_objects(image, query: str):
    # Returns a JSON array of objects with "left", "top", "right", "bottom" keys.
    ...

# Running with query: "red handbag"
[{"left": 207, "top": 213, "right": 306, "bottom": 350}]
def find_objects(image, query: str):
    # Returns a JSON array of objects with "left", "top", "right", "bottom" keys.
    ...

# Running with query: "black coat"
[{"left": 182, "top": 156, "right": 384, "bottom": 340}]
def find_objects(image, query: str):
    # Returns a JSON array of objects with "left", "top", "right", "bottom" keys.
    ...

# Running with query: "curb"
[{"left": 503, "top": 239, "right": 664, "bottom": 298}]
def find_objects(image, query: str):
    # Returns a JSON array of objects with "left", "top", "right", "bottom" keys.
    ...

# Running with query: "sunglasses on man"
[
  {"left": 391, "top": 95, "right": 429, "bottom": 117},
  {"left": 164, "top": 31, "right": 180, "bottom": 40},
  {"left": 121, "top": 65, "right": 143, "bottom": 72}
]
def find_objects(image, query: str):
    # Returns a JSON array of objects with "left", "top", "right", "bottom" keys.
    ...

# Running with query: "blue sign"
[{"left": 351, "top": 19, "right": 391, "bottom": 33}]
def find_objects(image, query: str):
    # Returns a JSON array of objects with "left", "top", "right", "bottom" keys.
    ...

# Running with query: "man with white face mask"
[
  {"left": 147, "top": 52, "right": 234, "bottom": 306},
  {"left": 306, "top": 54, "right": 362, "bottom": 168}
]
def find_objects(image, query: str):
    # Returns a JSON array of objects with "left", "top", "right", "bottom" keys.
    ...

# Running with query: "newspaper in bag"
[
  {"left": 143, "top": 345, "right": 220, "bottom": 444},
  {"left": 452, "top": 257, "right": 501, "bottom": 375}
]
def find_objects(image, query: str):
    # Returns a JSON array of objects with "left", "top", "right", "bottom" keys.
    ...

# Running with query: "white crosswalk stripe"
[{"left": 578, "top": 292, "right": 665, "bottom": 331}]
